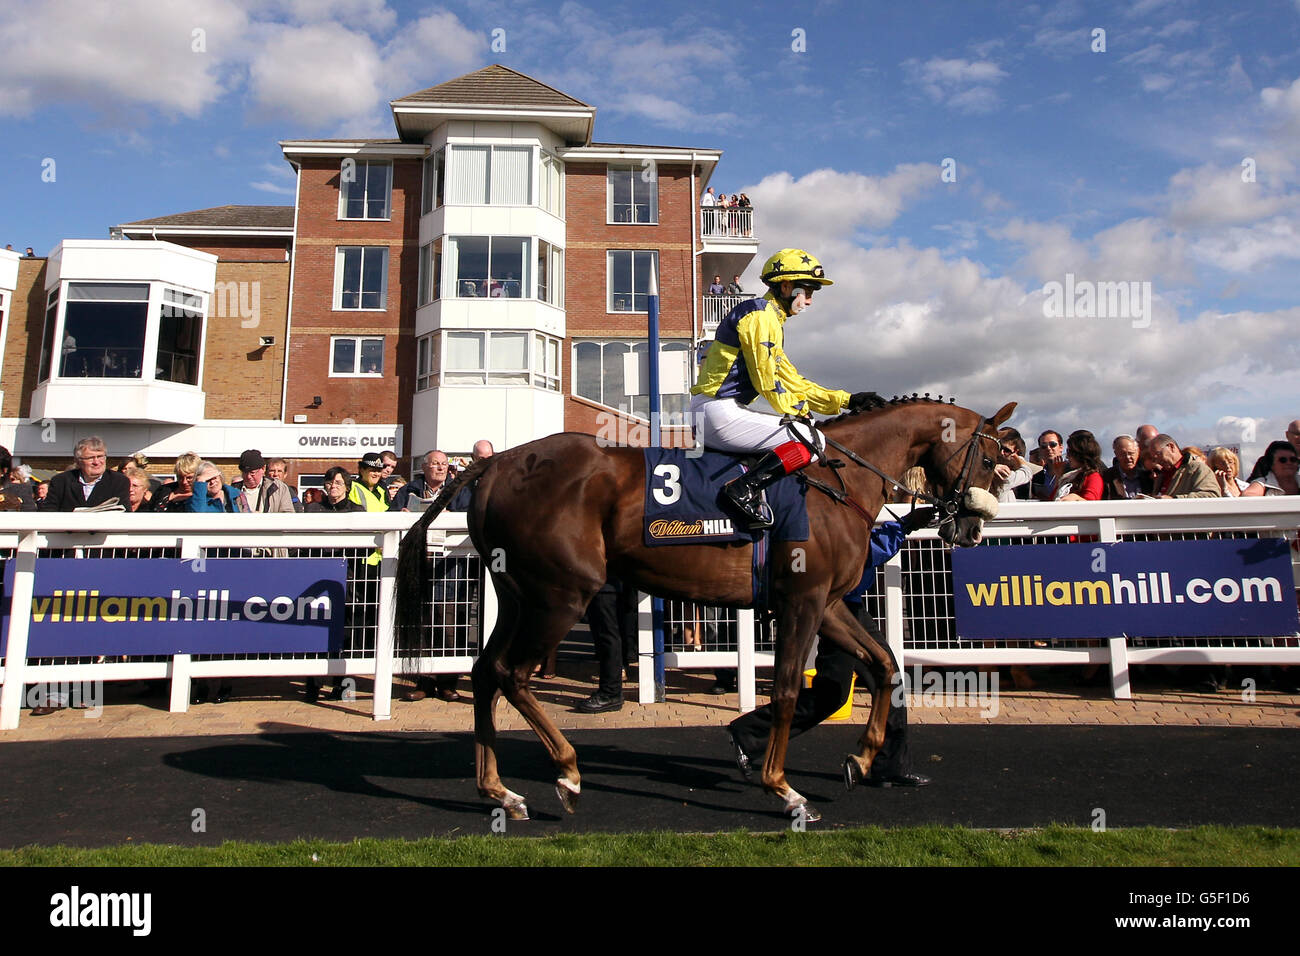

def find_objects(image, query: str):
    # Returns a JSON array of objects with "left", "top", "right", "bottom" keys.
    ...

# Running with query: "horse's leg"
[
  {"left": 817, "top": 601, "right": 896, "bottom": 788},
  {"left": 759, "top": 597, "right": 824, "bottom": 822},
  {"left": 472, "top": 589, "right": 528, "bottom": 818},
  {"left": 495, "top": 599, "right": 588, "bottom": 815}
]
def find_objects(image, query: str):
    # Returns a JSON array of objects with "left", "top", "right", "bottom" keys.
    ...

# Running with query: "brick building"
[{"left": 0, "top": 65, "right": 759, "bottom": 493}]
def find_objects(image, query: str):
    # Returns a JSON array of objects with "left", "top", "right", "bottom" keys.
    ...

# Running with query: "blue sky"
[{"left": 3, "top": 0, "right": 1300, "bottom": 461}]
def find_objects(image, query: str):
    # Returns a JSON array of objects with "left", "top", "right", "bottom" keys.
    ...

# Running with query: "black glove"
[
  {"left": 847, "top": 391, "right": 885, "bottom": 412},
  {"left": 899, "top": 506, "right": 938, "bottom": 534}
]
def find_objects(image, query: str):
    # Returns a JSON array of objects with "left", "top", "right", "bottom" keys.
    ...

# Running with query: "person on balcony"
[
  {"left": 708, "top": 274, "right": 724, "bottom": 295},
  {"left": 690, "top": 248, "right": 883, "bottom": 529},
  {"left": 725, "top": 275, "right": 744, "bottom": 295}
]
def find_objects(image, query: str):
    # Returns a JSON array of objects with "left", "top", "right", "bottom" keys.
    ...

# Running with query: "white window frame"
[
  {"left": 571, "top": 337, "right": 690, "bottom": 422},
  {"left": 607, "top": 250, "right": 659, "bottom": 313},
  {"left": 439, "top": 330, "right": 562, "bottom": 390},
  {"left": 416, "top": 333, "right": 437, "bottom": 391},
  {"left": 446, "top": 236, "right": 530, "bottom": 299},
  {"left": 445, "top": 144, "right": 533, "bottom": 206},
  {"left": 329, "top": 335, "right": 385, "bottom": 377},
  {"left": 421, "top": 148, "right": 444, "bottom": 215},
  {"left": 337, "top": 160, "right": 393, "bottom": 221},
  {"left": 536, "top": 239, "right": 564, "bottom": 308},
  {"left": 607, "top": 163, "right": 658, "bottom": 224},
  {"left": 540, "top": 151, "right": 565, "bottom": 218},
  {"left": 334, "top": 247, "right": 389, "bottom": 311},
  {"left": 418, "top": 239, "right": 441, "bottom": 306}
]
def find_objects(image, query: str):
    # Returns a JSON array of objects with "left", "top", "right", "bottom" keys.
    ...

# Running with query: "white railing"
[
  {"left": 3, "top": 498, "right": 1298, "bottom": 729},
  {"left": 702, "top": 294, "right": 746, "bottom": 335},
  {"left": 700, "top": 206, "right": 753, "bottom": 239}
]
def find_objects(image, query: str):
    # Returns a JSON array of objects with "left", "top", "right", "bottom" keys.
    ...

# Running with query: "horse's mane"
[{"left": 821, "top": 393, "right": 960, "bottom": 429}]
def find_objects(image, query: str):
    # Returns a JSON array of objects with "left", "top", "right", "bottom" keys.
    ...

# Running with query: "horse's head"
[{"left": 922, "top": 401, "right": 1017, "bottom": 548}]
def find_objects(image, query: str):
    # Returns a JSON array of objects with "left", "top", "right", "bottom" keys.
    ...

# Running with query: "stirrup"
[{"left": 726, "top": 486, "right": 773, "bottom": 530}]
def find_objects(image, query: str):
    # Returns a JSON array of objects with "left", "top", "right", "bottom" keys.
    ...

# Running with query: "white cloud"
[
  {"left": 1166, "top": 163, "right": 1293, "bottom": 227},
  {"left": 902, "top": 57, "right": 1008, "bottom": 114},
  {"left": 0, "top": 0, "right": 248, "bottom": 117},
  {"left": 382, "top": 9, "right": 486, "bottom": 96},
  {"left": 1261, "top": 76, "right": 1300, "bottom": 135},
  {"left": 1189, "top": 216, "right": 1300, "bottom": 272},
  {"left": 745, "top": 165, "right": 938, "bottom": 240},
  {"left": 249, "top": 180, "right": 295, "bottom": 195},
  {"left": 246, "top": 22, "right": 388, "bottom": 127}
]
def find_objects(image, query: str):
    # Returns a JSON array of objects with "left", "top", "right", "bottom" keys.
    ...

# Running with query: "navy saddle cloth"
[{"left": 642, "top": 448, "right": 809, "bottom": 547}]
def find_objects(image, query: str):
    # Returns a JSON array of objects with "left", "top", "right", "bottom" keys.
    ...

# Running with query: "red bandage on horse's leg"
[{"left": 773, "top": 440, "right": 814, "bottom": 473}]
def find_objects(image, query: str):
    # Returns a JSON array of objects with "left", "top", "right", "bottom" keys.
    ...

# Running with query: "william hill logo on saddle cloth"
[
  {"left": 647, "top": 516, "right": 739, "bottom": 540},
  {"left": 642, "top": 449, "right": 809, "bottom": 548}
]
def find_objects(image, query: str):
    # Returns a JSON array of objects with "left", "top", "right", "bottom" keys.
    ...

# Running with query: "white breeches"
[{"left": 690, "top": 394, "right": 823, "bottom": 454}]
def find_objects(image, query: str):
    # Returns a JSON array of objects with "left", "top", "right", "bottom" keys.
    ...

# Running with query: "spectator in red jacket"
[{"left": 1057, "top": 430, "right": 1105, "bottom": 501}]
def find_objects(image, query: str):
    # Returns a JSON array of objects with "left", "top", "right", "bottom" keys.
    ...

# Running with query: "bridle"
[{"left": 791, "top": 411, "right": 1000, "bottom": 523}]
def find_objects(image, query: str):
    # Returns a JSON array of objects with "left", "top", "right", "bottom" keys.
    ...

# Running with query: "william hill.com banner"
[
  {"left": 1, "top": 558, "right": 347, "bottom": 656},
  {"left": 951, "top": 539, "right": 1299, "bottom": 640}
]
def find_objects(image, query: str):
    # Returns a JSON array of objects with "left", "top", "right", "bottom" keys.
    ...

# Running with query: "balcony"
[
  {"left": 702, "top": 294, "right": 746, "bottom": 336},
  {"left": 701, "top": 206, "right": 753, "bottom": 240}
]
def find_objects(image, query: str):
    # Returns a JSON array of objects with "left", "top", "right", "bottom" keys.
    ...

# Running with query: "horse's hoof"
[
  {"left": 555, "top": 778, "right": 581, "bottom": 814},
  {"left": 502, "top": 789, "right": 530, "bottom": 821},
  {"left": 791, "top": 803, "right": 822, "bottom": 824},
  {"left": 843, "top": 755, "right": 864, "bottom": 792}
]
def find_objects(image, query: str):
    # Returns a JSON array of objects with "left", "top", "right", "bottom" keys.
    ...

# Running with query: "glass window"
[
  {"left": 335, "top": 247, "right": 388, "bottom": 309},
  {"left": 540, "top": 152, "right": 564, "bottom": 217},
  {"left": 339, "top": 160, "right": 392, "bottom": 219},
  {"left": 607, "top": 164, "right": 657, "bottom": 223},
  {"left": 418, "top": 239, "right": 441, "bottom": 305},
  {"left": 59, "top": 282, "right": 149, "bottom": 379},
  {"left": 445, "top": 331, "right": 485, "bottom": 384},
  {"left": 489, "top": 237, "right": 526, "bottom": 298},
  {"left": 38, "top": 288, "right": 59, "bottom": 384},
  {"left": 608, "top": 250, "right": 657, "bottom": 312},
  {"left": 442, "top": 330, "right": 558, "bottom": 388},
  {"left": 489, "top": 331, "right": 528, "bottom": 385},
  {"left": 156, "top": 289, "right": 202, "bottom": 386},
  {"left": 536, "top": 240, "right": 563, "bottom": 307},
  {"left": 416, "top": 334, "right": 438, "bottom": 391},
  {"left": 330, "top": 336, "right": 384, "bottom": 376},
  {"left": 449, "top": 236, "right": 528, "bottom": 298},
  {"left": 534, "top": 334, "right": 560, "bottom": 392},
  {"left": 421, "top": 149, "right": 444, "bottom": 215},
  {"left": 446, "top": 146, "right": 489, "bottom": 204},
  {"left": 491, "top": 147, "right": 531, "bottom": 204},
  {"left": 446, "top": 145, "right": 533, "bottom": 205},
  {"left": 573, "top": 338, "right": 689, "bottom": 420}
]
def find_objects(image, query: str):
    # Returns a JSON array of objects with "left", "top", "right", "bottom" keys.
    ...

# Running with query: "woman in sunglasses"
[
  {"left": 1056, "top": 430, "right": 1106, "bottom": 501},
  {"left": 1242, "top": 441, "right": 1300, "bottom": 496}
]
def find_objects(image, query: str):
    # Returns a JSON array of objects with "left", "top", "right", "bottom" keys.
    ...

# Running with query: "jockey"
[{"left": 690, "top": 248, "right": 882, "bottom": 528}]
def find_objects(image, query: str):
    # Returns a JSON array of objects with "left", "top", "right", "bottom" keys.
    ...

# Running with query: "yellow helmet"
[{"left": 760, "top": 248, "right": 833, "bottom": 286}]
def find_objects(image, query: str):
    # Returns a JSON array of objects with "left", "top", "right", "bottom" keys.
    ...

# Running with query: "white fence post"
[
  {"left": 0, "top": 530, "right": 39, "bottom": 730},
  {"left": 737, "top": 607, "right": 756, "bottom": 713},
  {"left": 637, "top": 591, "right": 655, "bottom": 705},
  {"left": 372, "top": 530, "right": 399, "bottom": 721}
]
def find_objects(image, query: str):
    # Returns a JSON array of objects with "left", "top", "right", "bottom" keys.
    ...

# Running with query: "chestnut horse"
[{"left": 394, "top": 398, "right": 1016, "bottom": 820}]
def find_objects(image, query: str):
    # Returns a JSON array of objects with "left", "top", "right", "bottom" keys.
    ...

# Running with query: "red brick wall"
[
  {"left": 164, "top": 237, "right": 290, "bottom": 262},
  {"left": 285, "top": 157, "right": 419, "bottom": 449},
  {"left": 561, "top": 161, "right": 699, "bottom": 440}
]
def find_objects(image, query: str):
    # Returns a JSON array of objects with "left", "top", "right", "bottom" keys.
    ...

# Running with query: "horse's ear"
[{"left": 991, "top": 401, "right": 1017, "bottom": 427}]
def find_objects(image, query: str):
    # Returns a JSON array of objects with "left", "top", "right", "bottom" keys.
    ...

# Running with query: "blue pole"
[{"left": 647, "top": 272, "right": 666, "bottom": 700}]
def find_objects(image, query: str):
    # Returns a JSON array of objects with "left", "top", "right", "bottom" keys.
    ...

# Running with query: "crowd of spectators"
[
  {"left": 991, "top": 421, "right": 1300, "bottom": 503},
  {"left": 699, "top": 187, "right": 752, "bottom": 236}
]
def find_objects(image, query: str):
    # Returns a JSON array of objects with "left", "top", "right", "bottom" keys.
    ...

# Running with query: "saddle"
[{"left": 641, "top": 448, "right": 809, "bottom": 548}]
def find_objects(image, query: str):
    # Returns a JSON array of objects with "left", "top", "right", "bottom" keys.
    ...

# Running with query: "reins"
[{"left": 786, "top": 410, "right": 1000, "bottom": 523}]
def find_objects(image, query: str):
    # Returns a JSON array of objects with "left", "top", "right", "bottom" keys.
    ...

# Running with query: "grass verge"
[{"left": 3, "top": 825, "right": 1298, "bottom": 867}]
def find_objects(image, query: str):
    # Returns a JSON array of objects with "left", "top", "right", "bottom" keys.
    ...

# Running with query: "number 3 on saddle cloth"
[{"left": 643, "top": 449, "right": 810, "bottom": 608}]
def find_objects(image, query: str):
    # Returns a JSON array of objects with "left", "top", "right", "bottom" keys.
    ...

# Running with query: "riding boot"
[{"left": 721, "top": 441, "right": 813, "bottom": 530}]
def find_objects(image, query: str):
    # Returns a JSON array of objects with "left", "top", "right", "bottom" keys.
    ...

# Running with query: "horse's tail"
[{"left": 393, "top": 456, "right": 494, "bottom": 652}]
